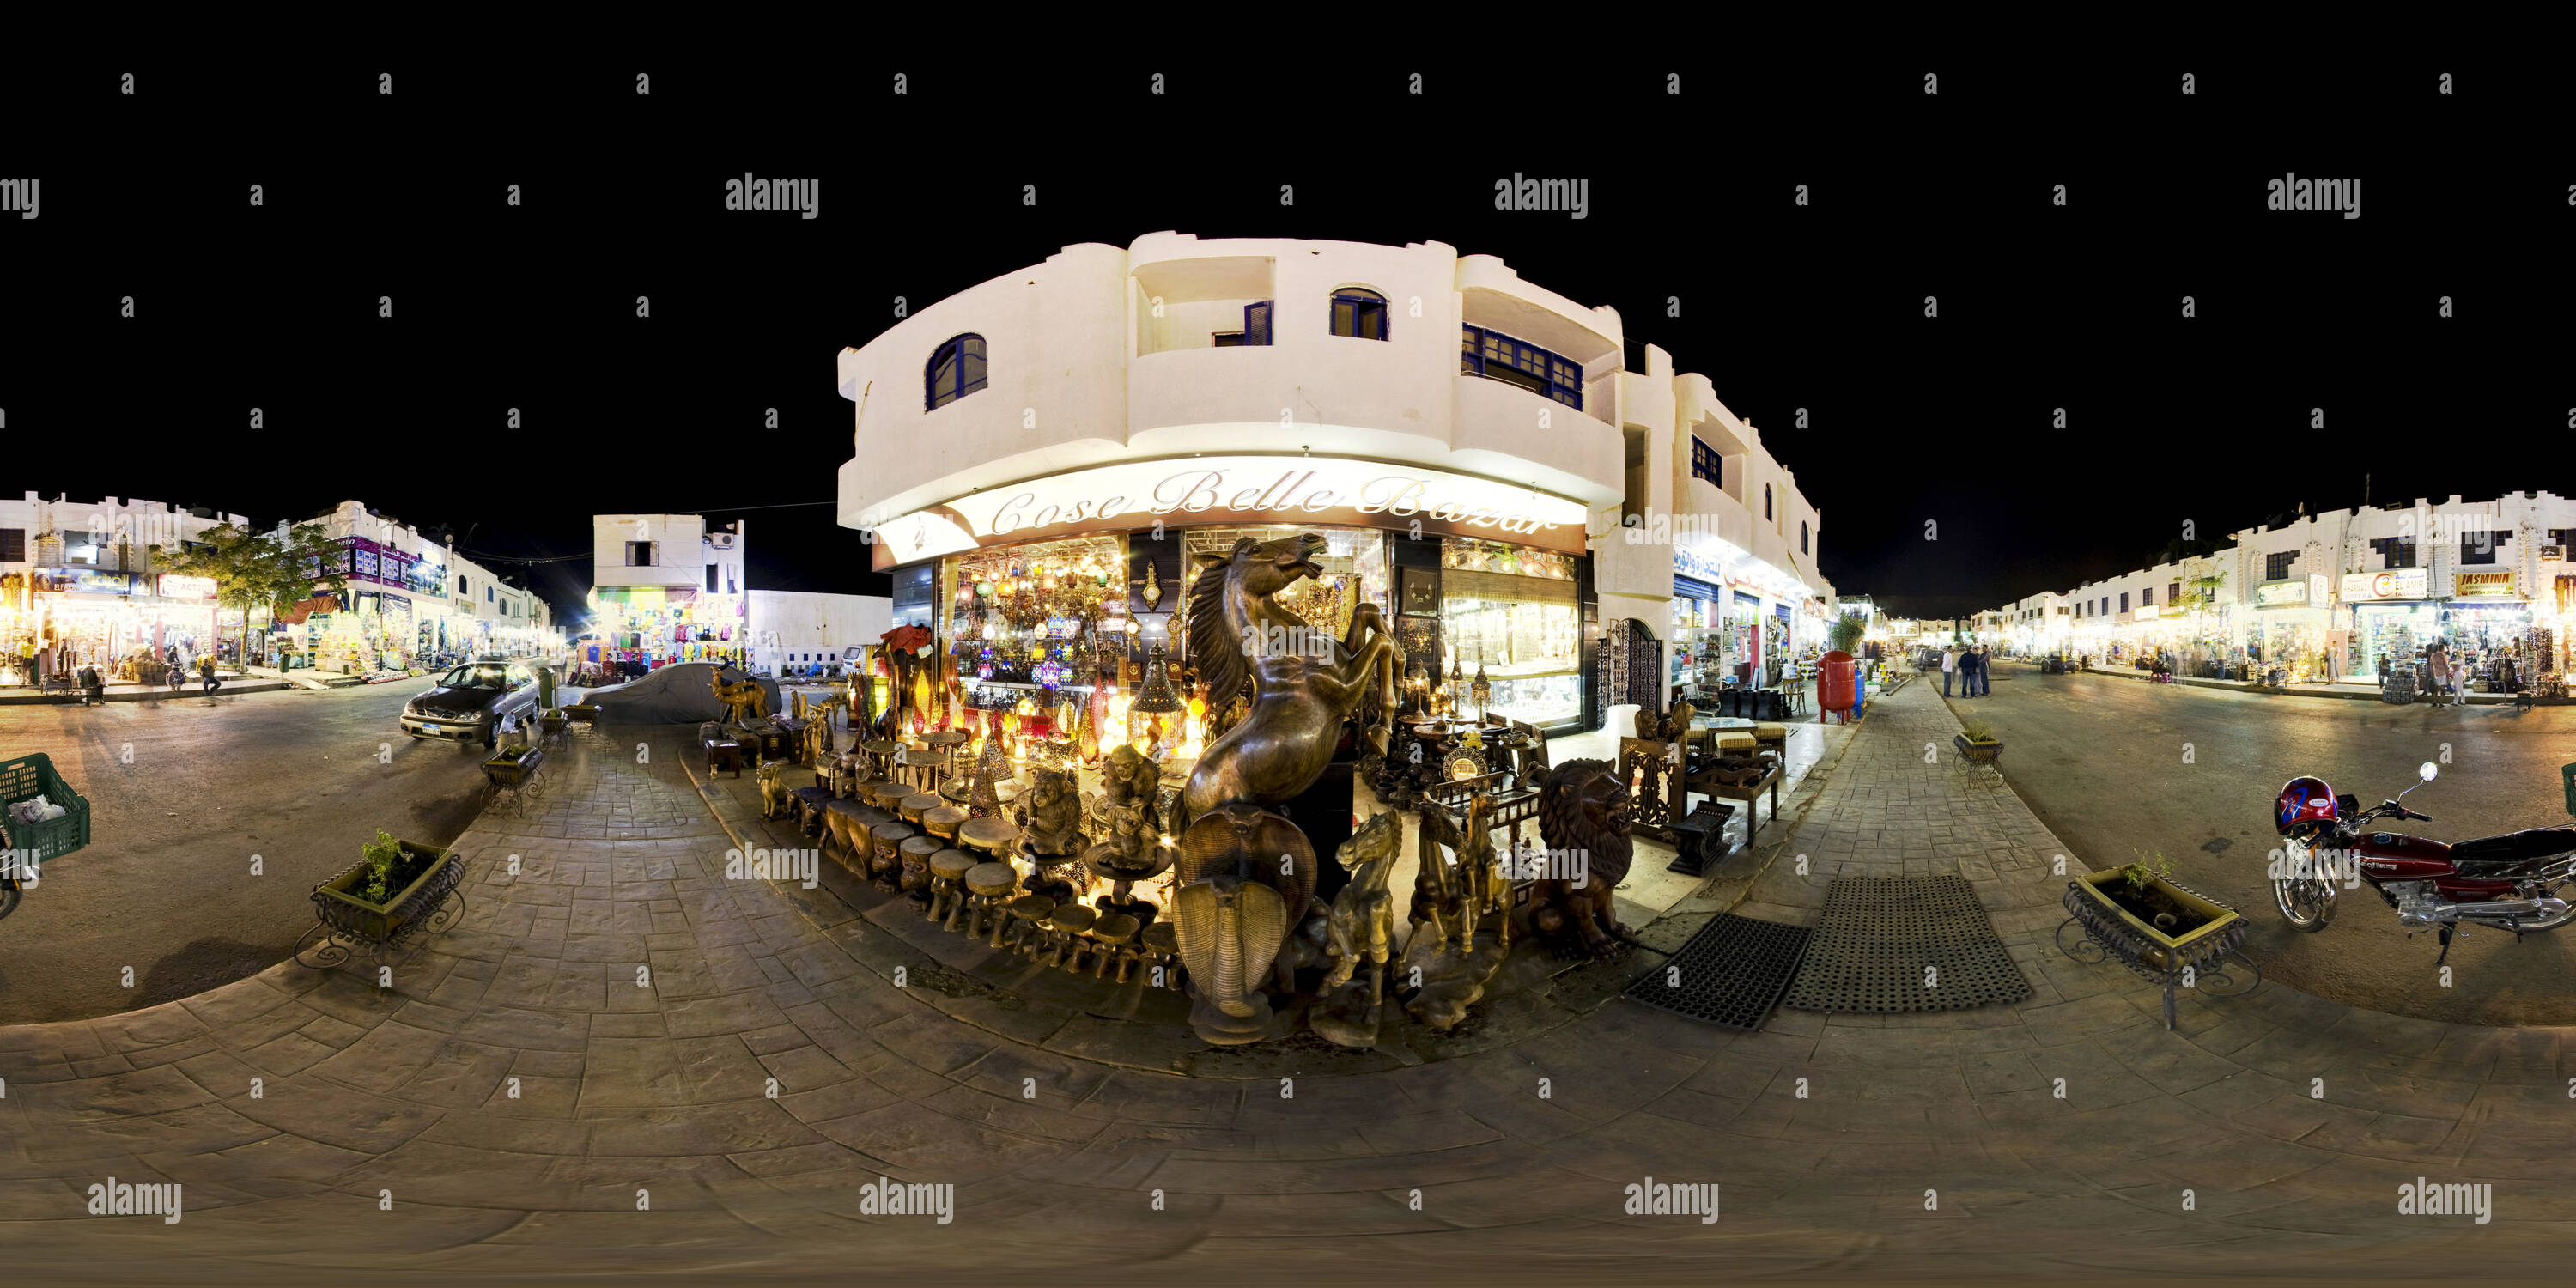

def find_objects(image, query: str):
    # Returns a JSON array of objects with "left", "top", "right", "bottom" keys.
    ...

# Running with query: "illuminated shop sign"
[
  {"left": 2132, "top": 606, "right": 2159, "bottom": 622},
  {"left": 2341, "top": 568, "right": 2429, "bottom": 601},
  {"left": 157, "top": 574, "right": 218, "bottom": 599},
  {"left": 2253, "top": 580, "right": 2307, "bottom": 607},
  {"left": 870, "top": 456, "right": 1588, "bottom": 566},
  {"left": 44, "top": 568, "right": 137, "bottom": 594},
  {"left": 2452, "top": 570, "right": 2517, "bottom": 598}
]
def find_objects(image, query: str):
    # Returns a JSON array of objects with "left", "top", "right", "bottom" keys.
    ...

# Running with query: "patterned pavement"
[{"left": 3, "top": 686, "right": 2569, "bottom": 1283}]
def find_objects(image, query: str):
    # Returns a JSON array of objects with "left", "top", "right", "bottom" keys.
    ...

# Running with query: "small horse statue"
[{"left": 1314, "top": 810, "right": 1406, "bottom": 1048}]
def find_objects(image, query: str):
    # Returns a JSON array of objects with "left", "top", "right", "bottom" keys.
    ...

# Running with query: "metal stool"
[
  {"left": 923, "top": 805, "right": 968, "bottom": 846},
  {"left": 964, "top": 863, "right": 1019, "bottom": 943},
  {"left": 898, "top": 835, "right": 941, "bottom": 902},
  {"left": 1041, "top": 902, "right": 1097, "bottom": 971},
  {"left": 869, "top": 823, "right": 914, "bottom": 890},
  {"left": 1088, "top": 912, "right": 1140, "bottom": 981},
  {"left": 930, "top": 849, "right": 977, "bottom": 928},
  {"left": 1001, "top": 894, "right": 1056, "bottom": 954}
]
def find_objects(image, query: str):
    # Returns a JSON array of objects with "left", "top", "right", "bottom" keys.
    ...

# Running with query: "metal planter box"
[
  {"left": 481, "top": 745, "right": 544, "bottom": 789},
  {"left": 1953, "top": 734, "right": 2002, "bottom": 764},
  {"left": 314, "top": 842, "right": 459, "bottom": 945},
  {"left": 2058, "top": 871, "right": 2257, "bottom": 1028}
]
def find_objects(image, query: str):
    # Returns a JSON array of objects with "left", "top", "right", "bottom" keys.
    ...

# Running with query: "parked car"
[{"left": 401, "top": 657, "right": 542, "bottom": 750}]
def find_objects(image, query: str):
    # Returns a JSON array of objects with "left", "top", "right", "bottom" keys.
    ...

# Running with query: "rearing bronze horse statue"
[{"left": 1180, "top": 532, "right": 1399, "bottom": 823}]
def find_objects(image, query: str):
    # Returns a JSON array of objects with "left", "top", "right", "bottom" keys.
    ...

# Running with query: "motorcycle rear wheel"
[
  {"left": 2273, "top": 875, "right": 2336, "bottom": 931},
  {"left": 0, "top": 877, "right": 21, "bottom": 922}
]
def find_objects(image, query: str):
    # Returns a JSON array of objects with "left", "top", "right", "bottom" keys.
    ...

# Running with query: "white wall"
[
  {"left": 593, "top": 514, "right": 709, "bottom": 590},
  {"left": 746, "top": 591, "right": 891, "bottom": 675}
]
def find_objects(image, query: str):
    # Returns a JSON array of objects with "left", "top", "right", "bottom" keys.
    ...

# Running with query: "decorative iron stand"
[
  {"left": 2054, "top": 878, "right": 2261, "bottom": 1030},
  {"left": 295, "top": 855, "right": 471, "bottom": 970}
]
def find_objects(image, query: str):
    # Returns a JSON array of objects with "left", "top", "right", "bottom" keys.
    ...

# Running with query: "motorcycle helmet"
[{"left": 2275, "top": 775, "right": 2340, "bottom": 835}]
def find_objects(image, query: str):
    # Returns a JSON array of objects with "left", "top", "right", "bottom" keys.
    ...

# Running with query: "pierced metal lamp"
[
  {"left": 1129, "top": 642, "right": 1184, "bottom": 753},
  {"left": 1471, "top": 654, "right": 1492, "bottom": 723}
]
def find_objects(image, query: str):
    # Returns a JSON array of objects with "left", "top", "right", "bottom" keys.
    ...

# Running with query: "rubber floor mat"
[
  {"left": 1624, "top": 914, "right": 1812, "bottom": 1030},
  {"left": 1782, "top": 874, "right": 2031, "bottom": 1013}
]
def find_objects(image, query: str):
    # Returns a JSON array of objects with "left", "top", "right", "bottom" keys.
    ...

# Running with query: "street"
[
  {"left": 1956, "top": 660, "right": 2576, "bottom": 1024},
  {"left": 0, "top": 682, "right": 488, "bottom": 1023}
]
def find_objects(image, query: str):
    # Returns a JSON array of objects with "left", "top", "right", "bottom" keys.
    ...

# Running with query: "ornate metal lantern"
[
  {"left": 1129, "top": 642, "right": 1184, "bottom": 754},
  {"left": 1471, "top": 655, "right": 1492, "bottom": 723}
]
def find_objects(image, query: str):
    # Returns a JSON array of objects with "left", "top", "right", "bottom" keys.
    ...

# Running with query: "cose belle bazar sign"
[{"left": 868, "top": 456, "right": 1588, "bottom": 567}]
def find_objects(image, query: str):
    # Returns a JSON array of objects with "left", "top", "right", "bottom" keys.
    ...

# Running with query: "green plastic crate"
[{"left": 1, "top": 753, "right": 92, "bottom": 867}]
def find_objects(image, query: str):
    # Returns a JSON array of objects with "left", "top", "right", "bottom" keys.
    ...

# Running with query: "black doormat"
[
  {"left": 1782, "top": 874, "right": 2032, "bottom": 1013},
  {"left": 1623, "top": 913, "right": 1813, "bottom": 1030}
]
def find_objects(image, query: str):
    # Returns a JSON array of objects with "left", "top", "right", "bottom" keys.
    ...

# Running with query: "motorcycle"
[{"left": 2272, "top": 762, "right": 2576, "bottom": 964}]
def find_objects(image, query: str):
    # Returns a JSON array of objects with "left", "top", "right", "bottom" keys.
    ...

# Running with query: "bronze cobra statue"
[{"left": 1167, "top": 532, "right": 1397, "bottom": 1044}]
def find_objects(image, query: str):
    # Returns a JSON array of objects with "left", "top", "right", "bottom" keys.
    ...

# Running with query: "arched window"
[
  {"left": 1764, "top": 484, "right": 1773, "bottom": 520},
  {"left": 926, "top": 334, "right": 987, "bottom": 410},
  {"left": 1329, "top": 289, "right": 1388, "bottom": 340},
  {"left": 1801, "top": 520, "right": 1809, "bottom": 554}
]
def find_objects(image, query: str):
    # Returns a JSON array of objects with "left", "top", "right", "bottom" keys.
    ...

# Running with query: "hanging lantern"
[
  {"left": 1128, "top": 643, "right": 1184, "bottom": 754},
  {"left": 1471, "top": 655, "right": 1492, "bottom": 723}
]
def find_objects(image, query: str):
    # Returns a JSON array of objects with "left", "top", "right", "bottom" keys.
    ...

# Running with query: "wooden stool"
[
  {"left": 1140, "top": 921, "right": 1181, "bottom": 989},
  {"left": 898, "top": 835, "right": 941, "bottom": 902},
  {"left": 1752, "top": 723, "right": 1789, "bottom": 749},
  {"left": 869, "top": 823, "right": 914, "bottom": 890},
  {"left": 1041, "top": 902, "right": 1097, "bottom": 971},
  {"left": 958, "top": 816, "right": 1018, "bottom": 860},
  {"left": 899, "top": 793, "right": 940, "bottom": 825},
  {"left": 965, "top": 863, "right": 1020, "bottom": 943},
  {"left": 923, "top": 805, "right": 968, "bottom": 846},
  {"left": 869, "top": 781, "right": 914, "bottom": 810},
  {"left": 1711, "top": 732, "right": 1758, "bottom": 755},
  {"left": 896, "top": 748, "right": 944, "bottom": 793},
  {"left": 860, "top": 738, "right": 901, "bottom": 781},
  {"left": 1001, "top": 894, "right": 1056, "bottom": 954},
  {"left": 1088, "top": 912, "right": 1140, "bottom": 981},
  {"left": 930, "top": 849, "right": 977, "bottom": 928}
]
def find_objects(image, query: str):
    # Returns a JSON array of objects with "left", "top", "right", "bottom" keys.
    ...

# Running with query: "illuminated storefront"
[
  {"left": 878, "top": 454, "right": 1598, "bottom": 737},
  {"left": 588, "top": 586, "right": 744, "bottom": 669}
]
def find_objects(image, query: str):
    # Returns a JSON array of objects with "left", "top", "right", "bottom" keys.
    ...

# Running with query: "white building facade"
[
  {"left": 585, "top": 514, "right": 748, "bottom": 671},
  {"left": 271, "top": 501, "right": 554, "bottom": 672},
  {"left": 835, "top": 233, "right": 1831, "bottom": 733},
  {"left": 745, "top": 590, "right": 893, "bottom": 677},
  {"left": 1979, "top": 491, "right": 2574, "bottom": 685},
  {"left": 1, "top": 493, "right": 255, "bottom": 675}
]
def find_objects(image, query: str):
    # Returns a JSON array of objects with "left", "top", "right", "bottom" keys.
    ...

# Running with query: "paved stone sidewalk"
[{"left": 3, "top": 699, "right": 2571, "bottom": 1284}]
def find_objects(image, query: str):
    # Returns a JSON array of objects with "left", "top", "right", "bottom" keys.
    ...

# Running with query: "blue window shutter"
[{"left": 1243, "top": 301, "right": 1273, "bottom": 347}]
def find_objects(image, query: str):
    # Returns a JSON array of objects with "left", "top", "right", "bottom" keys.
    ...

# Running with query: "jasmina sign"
[{"left": 870, "top": 456, "right": 1587, "bottom": 566}]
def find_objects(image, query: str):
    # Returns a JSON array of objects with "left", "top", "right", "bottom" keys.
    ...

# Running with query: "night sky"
[{"left": 7, "top": 53, "right": 2560, "bottom": 624}]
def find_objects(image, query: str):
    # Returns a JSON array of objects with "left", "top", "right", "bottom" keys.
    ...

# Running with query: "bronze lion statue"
[{"left": 1528, "top": 757, "right": 1635, "bottom": 957}]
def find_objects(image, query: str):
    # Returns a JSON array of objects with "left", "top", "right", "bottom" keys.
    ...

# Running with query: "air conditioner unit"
[{"left": 707, "top": 533, "right": 736, "bottom": 550}]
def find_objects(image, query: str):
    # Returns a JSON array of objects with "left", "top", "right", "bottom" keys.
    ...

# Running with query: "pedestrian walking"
[{"left": 1941, "top": 645, "right": 1959, "bottom": 696}]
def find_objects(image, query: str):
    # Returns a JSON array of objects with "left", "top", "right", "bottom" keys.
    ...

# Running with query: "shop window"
[
  {"left": 927, "top": 333, "right": 987, "bottom": 410},
  {"left": 2264, "top": 551, "right": 2297, "bottom": 581},
  {"left": 625, "top": 541, "right": 657, "bottom": 567},
  {"left": 1461, "top": 325, "right": 1582, "bottom": 409},
  {"left": 2460, "top": 528, "right": 2506, "bottom": 565},
  {"left": 1328, "top": 289, "right": 1388, "bottom": 340}
]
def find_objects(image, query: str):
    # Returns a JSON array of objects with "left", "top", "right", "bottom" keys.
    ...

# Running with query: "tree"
[{"left": 160, "top": 523, "right": 349, "bottom": 669}]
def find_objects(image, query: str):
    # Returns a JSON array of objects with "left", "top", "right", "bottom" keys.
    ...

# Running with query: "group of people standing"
[{"left": 1941, "top": 644, "right": 1991, "bottom": 697}]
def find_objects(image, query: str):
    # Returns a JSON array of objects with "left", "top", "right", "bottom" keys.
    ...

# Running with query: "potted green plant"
[
  {"left": 1953, "top": 718, "right": 2002, "bottom": 763},
  {"left": 482, "top": 741, "right": 544, "bottom": 787},
  {"left": 314, "top": 831, "right": 456, "bottom": 943},
  {"left": 539, "top": 707, "right": 568, "bottom": 735},
  {"left": 2069, "top": 853, "right": 2238, "bottom": 972}
]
